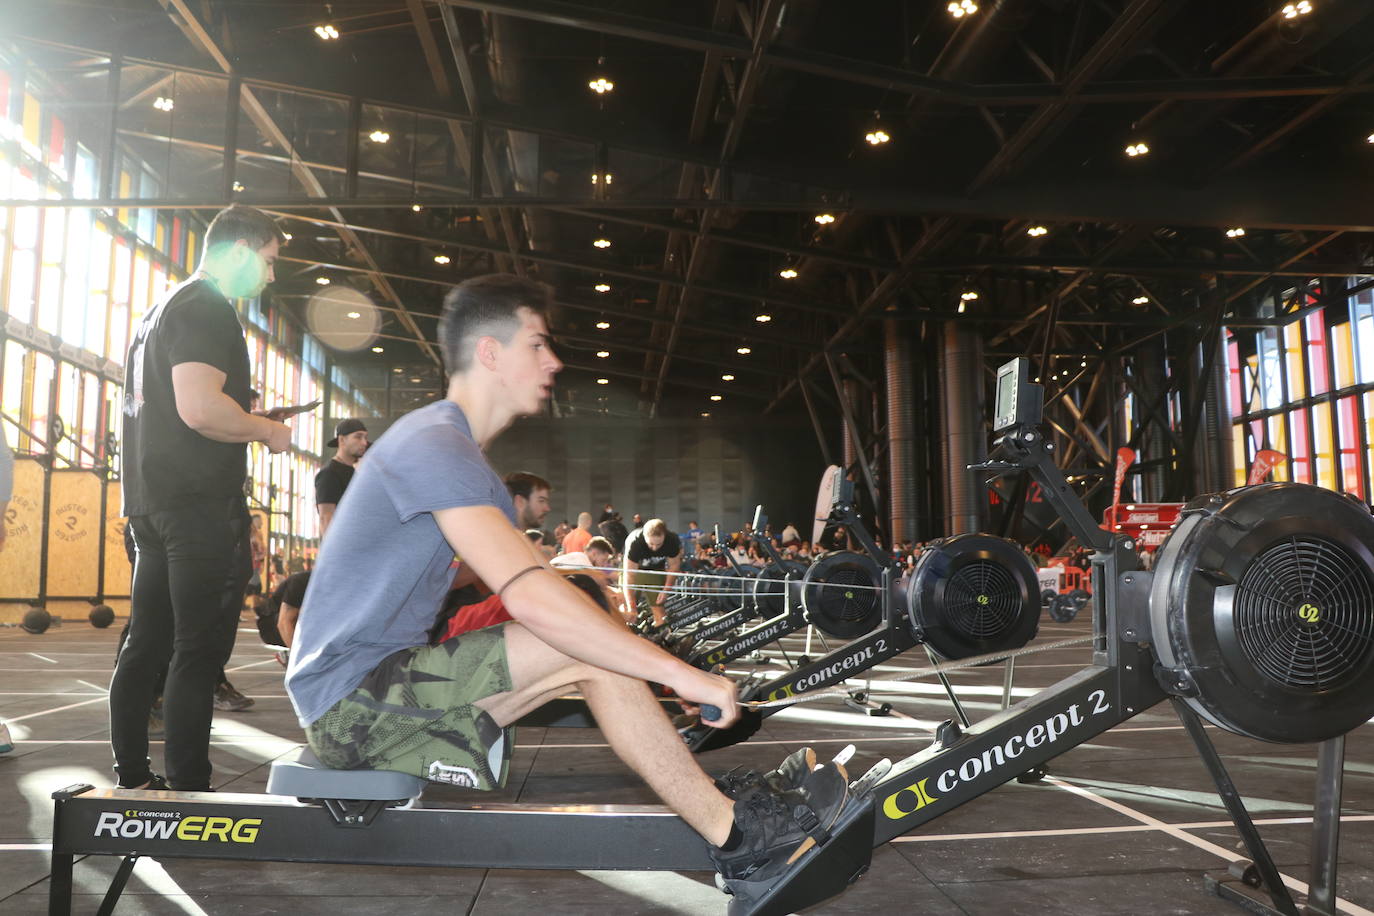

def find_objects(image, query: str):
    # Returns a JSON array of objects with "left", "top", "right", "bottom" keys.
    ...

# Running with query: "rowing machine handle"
[{"left": 701, "top": 705, "right": 721, "bottom": 722}]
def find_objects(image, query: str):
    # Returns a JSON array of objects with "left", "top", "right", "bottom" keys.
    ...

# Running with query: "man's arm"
[
  {"left": 278, "top": 601, "right": 300, "bottom": 647},
  {"left": 172, "top": 363, "right": 291, "bottom": 451},
  {"left": 316, "top": 503, "right": 336, "bottom": 538},
  {"left": 434, "top": 505, "right": 737, "bottom": 719},
  {"left": 655, "top": 552, "right": 683, "bottom": 613}
]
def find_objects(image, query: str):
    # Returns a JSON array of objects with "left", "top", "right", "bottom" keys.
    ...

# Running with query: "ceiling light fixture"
[
  {"left": 736, "top": 346, "right": 752, "bottom": 355},
  {"left": 232, "top": 180, "right": 245, "bottom": 193},
  {"left": 709, "top": 394, "right": 723, "bottom": 402},
  {"left": 593, "top": 237, "right": 612, "bottom": 249},
  {"left": 368, "top": 129, "right": 390, "bottom": 143},
  {"left": 755, "top": 314, "right": 772, "bottom": 323},
  {"left": 411, "top": 203, "right": 423, "bottom": 212},
  {"left": 409, "top": 376, "right": 422, "bottom": 384},
  {"left": 346, "top": 310, "right": 361, "bottom": 319},
  {"left": 595, "top": 320, "right": 611, "bottom": 330},
  {"left": 700, "top": 412, "right": 711, "bottom": 418},
  {"left": 594, "top": 282, "right": 611, "bottom": 293},
  {"left": 957, "top": 302, "right": 967, "bottom": 314},
  {"left": 588, "top": 56, "right": 614, "bottom": 95},
  {"left": 947, "top": 0, "right": 979, "bottom": 17},
  {"left": 1132, "top": 295, "right": 1150, "bottom": 305},
  {"left": 1281, "top": 1, "right": 1313, "bottom": 18},
  {"left": 315, "top": 276, "right": 331, "bottom": 285},
  {"left": 393, "top": 367, "right": 403, "bottom": 374},
  {"left": 590, "top": 172, "right": 614, "bottom": 185},
  {"left": 1124, "top": 142, "right": 1150, "bottom": 157},
  {"left": 153, "top": 96, "right": 174, "bottom": 112},
  {"left": 778, "top": 267, "right": 798, "bottom": 279},
  {"left": 814, "top": 213, "right": 835, "bottom": 225},
  {"left": 721, "top": 374, "right": 735, "bottom": 381},
  {"left": 960, "top": 290, "right": 979, "bottom": 301},
  {"left": 864, "top": 128, "right": 890, "bottom": 146},
  {"left": 282, "top": 232, "right": 292, "bottom": 242},
  {"left": 1026, "top": 225, "right": 1048, "bottom": 237},
  {"left": 433, "top": 254, "right": 450, "bottom": 265},
  {"left": 371, "top": 346, "right": 384, "bottom": 353},
  {"left": 314, "top": 23, "right": 340, "bottom": 40},
  {"left": 1226, "top": 227, "right": 1246, "bottom": 238},
  {"left": 596, "top": 377, "right": 609, "bottom": 385},
  {"left": 596, "top": 351, "right": 610, "bottom": 358}
]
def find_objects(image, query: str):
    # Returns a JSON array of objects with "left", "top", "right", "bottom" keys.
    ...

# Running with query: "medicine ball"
[
  {"left": 22, "top": 607, "right": 52, "bottom": 634},
  {"left": 89, "top": 605, "right": 116, "bottom": 628}
]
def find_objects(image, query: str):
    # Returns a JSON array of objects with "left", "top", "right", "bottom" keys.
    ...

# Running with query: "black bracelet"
[{"left": 497, "top": 564, "right": 544, "bottom": 597}]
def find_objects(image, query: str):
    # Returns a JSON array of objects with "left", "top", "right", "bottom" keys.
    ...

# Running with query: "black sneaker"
[
  {"left": 715, "top": 746, "right": 816, "bottom": 799},
  {"left": 214, "top": 681, "right": 255, "bottom": 711},
  {"left": 709, "top": 756, "right": 852, "bottom": 882}
]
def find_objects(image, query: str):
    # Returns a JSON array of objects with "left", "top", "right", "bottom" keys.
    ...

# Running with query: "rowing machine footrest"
[
  {"left": 722, "top": 796, "right": 875, "bottom": 916},
  {"left": 268, "top": 748, "right": 426, "bottom": 802}
]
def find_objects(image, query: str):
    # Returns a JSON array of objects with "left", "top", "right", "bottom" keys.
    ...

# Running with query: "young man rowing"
[{"left": 285, "top": 275, "right": 859, "bottom": 888}]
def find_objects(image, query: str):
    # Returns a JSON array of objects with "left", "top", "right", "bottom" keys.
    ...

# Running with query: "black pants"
[{"left": 110, "top": 497, "right": 250, "bottom": 789}]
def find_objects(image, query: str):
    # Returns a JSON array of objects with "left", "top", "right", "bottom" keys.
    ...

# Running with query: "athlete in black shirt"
[
  {"left": 622, "top": 519, "right": 683, "bottom": 627},
  {"left": 314, "top": 418, "right": 368, "bottom": 538},
  {"left": 111, "top": 205, "right": 291, "bottom": 792}
]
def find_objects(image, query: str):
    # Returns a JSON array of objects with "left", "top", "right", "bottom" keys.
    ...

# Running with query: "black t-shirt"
[
  {"left": 267, "top": 571, "right": 311, "bottom": 616},
  {"left": 314, "top": 459, "right": 355, "bottom": 506},
  {"left": 626, "top": 527, "right": 682, "bottom": 572},
  {"left": 121, "top": 278, "right": 253, "bottom": 516}
]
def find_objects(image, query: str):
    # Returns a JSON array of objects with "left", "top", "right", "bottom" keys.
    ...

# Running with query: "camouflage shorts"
[{"left": 305, "top": 624, "right": 514, "bottom": 790}]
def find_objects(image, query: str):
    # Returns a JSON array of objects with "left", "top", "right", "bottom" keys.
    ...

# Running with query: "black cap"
[{"left": 328, "top": 418, "right": 367, "bottom": 448}]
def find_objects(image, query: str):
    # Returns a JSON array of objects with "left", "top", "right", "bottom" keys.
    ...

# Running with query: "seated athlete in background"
[{"left": 285, "top": 273, "right": 859, "bottom": 888}]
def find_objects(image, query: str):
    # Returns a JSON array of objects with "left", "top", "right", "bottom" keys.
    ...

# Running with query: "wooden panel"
[
  {"left": 101, "top": 479, "right": 131, "bottom": 598},
  {"left": 0, "top": 458, "right": 44, "bottom": 599},
  {"left": 46, "top": 470, "right": 102, "bottom": 597}
]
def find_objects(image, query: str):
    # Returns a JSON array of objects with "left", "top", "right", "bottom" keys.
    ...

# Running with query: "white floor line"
[
  {"left": 0, "top": 843, "right": 53, "bottom": 851},
  {"left": 29, "top": 653, "right": 58, "bottom": 664},
  {"left": 224, "top": 658, "right": 282, "bottom": 674},
  {"left": 891, "top": 814, "right": 1374, "bottom": 844},
  {"left": 5, "top": 696, "right": 107, "bottom": 723},
  {"left": 76, "top": 679, "right": 109, "bottom": 693},
  {"left": 1044, "top": 775, "right": 1374, "bottom": 916}
]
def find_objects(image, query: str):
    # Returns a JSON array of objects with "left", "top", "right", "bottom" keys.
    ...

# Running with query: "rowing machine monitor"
[{"left": 993, "top": 357, "right": 1042, "bottom": 435}]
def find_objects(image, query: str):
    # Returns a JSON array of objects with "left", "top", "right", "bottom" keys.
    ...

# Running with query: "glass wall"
[
  {"left": 1225, "top": 280, "right": 1374, "bottom": 501},
  {"left": 0, "top": 57, "right": 374, "bottom": 594}
]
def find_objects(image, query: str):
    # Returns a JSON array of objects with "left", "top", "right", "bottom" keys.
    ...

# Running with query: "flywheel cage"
[
  {"left": 1232, "top": 535, "right": 1374, "bottom": 691},
  {"left": 802, "top": 551, "right": 884, "bottom": 639}
]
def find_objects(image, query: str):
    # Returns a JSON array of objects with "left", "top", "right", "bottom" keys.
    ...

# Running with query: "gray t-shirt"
[{"left": 286, "top": 400, "right": 516, "bottom": 727}]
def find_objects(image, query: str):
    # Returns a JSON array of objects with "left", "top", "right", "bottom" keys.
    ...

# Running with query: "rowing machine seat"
[{"left": 268, "top": 748, "right": 426, "bottom": 802}]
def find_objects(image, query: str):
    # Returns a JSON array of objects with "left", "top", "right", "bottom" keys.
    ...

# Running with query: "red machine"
[{"left": 1101, "top": 502, "right": 1184, "bottom": 550}]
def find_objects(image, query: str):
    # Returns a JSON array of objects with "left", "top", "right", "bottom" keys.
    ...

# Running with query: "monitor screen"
[{"left": 996, "top": 368, "right": 1017, "bottom": 422}]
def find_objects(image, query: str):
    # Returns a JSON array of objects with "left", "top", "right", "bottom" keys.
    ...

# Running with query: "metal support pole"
[
  {"left": 925, "top": 644, "right": 970, "bottom": 728},
  {"left": 1306, "top": 735, "right": 1345, "bottom": 916},
  {"left": 95, "top": 854, "right": 140, "bottom": 916},
  {"left": 824, "top": 352, "right": 881, "bottom": 514},
  {"left": 345, "top": 96, "right": 362, "bottom": 200},
  {"left": 99, "top": 53, "right": 122, "bottom": 200},
  {"left": 1174, "top": 699, "right": 1299, "bottom": 916},
  {"left": 222, "top": 75, "right": 241, "bottom": 202},
  {"left": 1001, "top": 655, "right": 1016, "bottom": 711},
  {"left": 799, "top": 376, "right": 834, "bottom": 467}
]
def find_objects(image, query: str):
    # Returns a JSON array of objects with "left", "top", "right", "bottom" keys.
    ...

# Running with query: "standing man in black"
[
  {"left": 112, "top": 204, "right": 291, "bottom": 791},
  {"left": 622, "top": 518, "right": 683, "bottom": 628},
  {"left": 315, "top": 418, "right": 369, "bottom": 539}
]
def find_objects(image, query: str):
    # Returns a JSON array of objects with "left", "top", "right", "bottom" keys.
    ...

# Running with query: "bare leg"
[{"left": 476, "top": 624, "right": 735, "bottom": 846}]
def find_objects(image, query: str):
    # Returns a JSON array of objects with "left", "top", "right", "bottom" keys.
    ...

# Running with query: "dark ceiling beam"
[
  {"left": 435, "top": 0, "right": 1374, "bottom": 107},
  {"left": 551, "top": 207, "right": 898, "bottom": 273},
  {"left": 651, "top": 0, "right": 785, "bottom": 410},
  {"left": 261, "top": 208, "right": 851, "bottom": 318},
  {"left": 555, "top": 331, "right": 783, "bottom": 380},
  {"left": 430, "top": 1, "right": 527, "bottom": 275},
  {"left": 968, "top": 0, "right": 1178, "bottom": 193},
  {"left": 641, "top": 0, "right": 737, "bottom": 408},
  {"left": 1218, "top": 52, "right": 1374, "bottom": 174},
  {"left": 560, "top": 363, "right": 770, "bottom": 400},
  {"left": 150, "top": 0, "right": 442, "bottom": 366},
  {"left": 273, "top": 252, "right": 819, "bottom": 353}
]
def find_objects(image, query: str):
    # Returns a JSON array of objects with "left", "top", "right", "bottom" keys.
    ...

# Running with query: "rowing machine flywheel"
[
  {"left": 752, "top": 559, "right": 808, "bottom": 618},
  {"left": 802, "top": 550, "right": 884, "bottom": 639},
  {"left": 1149, "top": 483, "right": 1374, "bottom": 743},
  {"left": 730, "top": 565, "right": 760, "bottom": 615},
  {"left": 907, "top": 533, "right": 1040, "bottom": 660}
]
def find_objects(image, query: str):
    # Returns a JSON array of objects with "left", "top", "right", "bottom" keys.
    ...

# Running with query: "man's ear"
[{"left": 475, "top": 335, "right": 500, "bottom": 370}]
